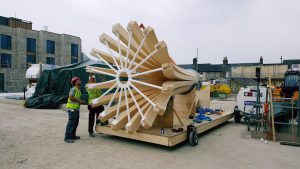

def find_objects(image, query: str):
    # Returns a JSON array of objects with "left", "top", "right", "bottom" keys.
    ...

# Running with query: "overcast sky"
[{"left": 1, "top": 0, "right": 299, "bottom": 64}]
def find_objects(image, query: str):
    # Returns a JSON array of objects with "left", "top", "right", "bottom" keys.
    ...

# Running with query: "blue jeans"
[{"left": 65, "top": 109, "right": 80, "bottom": 139}]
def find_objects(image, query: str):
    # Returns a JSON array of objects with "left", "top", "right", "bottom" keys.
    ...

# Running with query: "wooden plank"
[
  {"left": 99, "top": 89, "right": 159, "bottom": 118},
  {"left": 85, "top": 79, "right": 116, "bottom": 90},
  {"left": 162, "top": 64, "right": 198, "bottom": 81},
  {"left": 152, "top": 99, "right": 175, "bottom": 128},
  {"left": 91, "top": 48, "right": 120, "bottom": 66},
  {"left": 140, "top": 105, "right": 157, "bottom": 129},
  {"left": 173, "top": 63, "right": 198, "bottom": 77},
  {"left": 125, "top": 102, "right": 152, "bottom": 133},
  {"left": 96, "top": 112, "right": 233, "bottom": 146},
  {"left": 131, "top": 70, "right": 166, "bottom": 80},
  {"left": 115, "top": 22, "right": 159, "bottom": 67},
  {"left": 197, "top": 84, "right": 210, "bottom": 108},
  {"left": 162, "top": 81, "right": 195, "bottom": 93},
  {"left": 86, "top": 66, "right": 116, "bottom": 75},
  {"left": 91, "top": 48, "right": 150, "bottom": 72},
  {"left": 99, "top": 33, "right": 159, "bottom": 69},
  {"left": 154, "top": 41, "right": 175, "bottom": 64},
  {"left": 173, "top": 110, "right": 184, "bottom": 126},
  {"left": 156, "top": 86, "right": 192, "bottom": 116},
  {"left": 114, "top": 93, "right": 157, "bottom": 129},
  {"left": 112, "top": 23, "right": 149, "bottom": 57},
  {"left": 268, "top": 76, "right": 276, "bottom": 141},
  {"left": 187, "top": 97, "right": 197, "bottom": 117},
  {"left": 99, "top": 90, "right": 159, "bottom": 122},
  {"left": 125, "top": 97, "right": 158, "bottom": 133},
  {"left": 173, "top": 89, "right": 198, "bottom": 125},
  {"left": 112, "top": 23, "right": 160, "bottom": 67},
  {"left": 142, "top": 85, "right": 192, "bottom": 128},
  {"left": 94, "top": 87, "right": 157, "bottom": 105},
  {"left": 127, "top": 21, "right": 152, "bottom": 57},
  {"left": 143, "top": 26, "right": 161, "bottom": 64},
  {"left": 155, "top": 93, "right": 173, "bottom": 115},
  {"left": 195, "top": 113, "right": 233, "bottom": 134},
  {"left": 132, "top": 79, "right": 165, "bottom": 87},
  {"left": 111, "top": 96, "right": 150, "bottom": 131},
  {"left": 96, "top": 125, "right": 170, "bottom": 146}
]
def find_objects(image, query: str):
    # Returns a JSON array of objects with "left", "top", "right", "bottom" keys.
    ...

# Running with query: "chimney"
[
  {"left": 259, "top": 56, "right": 263, "bottom": 64},
  {"left": 223, "top": 56, "right": 228, "bottom": 65}
]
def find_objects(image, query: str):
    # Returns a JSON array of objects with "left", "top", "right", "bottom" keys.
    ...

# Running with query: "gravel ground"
[{"left": 0, "top": 100, "right": 300, "bottom": 169}]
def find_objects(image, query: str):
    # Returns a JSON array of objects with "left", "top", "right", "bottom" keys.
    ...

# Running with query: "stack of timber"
[{"left": 86, "top": 21, "right": 208, "bottom": 134}]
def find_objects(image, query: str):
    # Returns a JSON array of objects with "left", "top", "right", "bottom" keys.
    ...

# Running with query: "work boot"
[
  {"left": 71, "top": 135, "right": 80, "bottom": 140},
  {"left": 89, "top": 133, "right": 95, "bottom": 137},
  {"left": 64, "top": 139, "right": 74, "bottom": 143},
  {"left": 96, "top": 119, "right": 100, "bottom": 124}
]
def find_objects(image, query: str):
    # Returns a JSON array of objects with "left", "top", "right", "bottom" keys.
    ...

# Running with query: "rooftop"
[{"left": 179, "top": 59, "right": 299, "bottom": 72}]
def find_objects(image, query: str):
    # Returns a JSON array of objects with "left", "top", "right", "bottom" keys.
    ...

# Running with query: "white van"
[{"left": 234, "top": 86, "right": 268, "bottom": 122}]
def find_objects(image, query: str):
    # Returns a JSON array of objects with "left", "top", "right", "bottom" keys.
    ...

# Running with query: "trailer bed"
[{"left": 96, "top": 112, "right": 233, "bottom": 146}]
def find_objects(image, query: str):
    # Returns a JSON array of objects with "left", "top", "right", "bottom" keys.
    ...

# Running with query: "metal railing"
[{"left": 272, "top": 98, "right": 300, "bottom": 141}]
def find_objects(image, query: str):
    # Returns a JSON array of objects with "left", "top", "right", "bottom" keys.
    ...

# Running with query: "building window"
[
  {"left": 1, "top": 53, "right": 12, "bottom": 68},
  {"left": 0, "top": 34, "right": 12, "bottom": 50},
  {"left": 27, "top": 55, "right": 36, "bottom": 65},
  {"left": 46, "top": 57, "right": 55, "bottom": 65},
  {"left": 27, "top": 38, "right": 36, "bottom": 53},
  {"left": 71, "top": 44, "right": 78, "bottom": 57},
  {"left": 46, "top": 40, "right": 55, "bottom": 54},
  {"left": 71, "top": 44, "right": 78, "bottom": 64},
  {"left": 71, "top": 57, "right": 78, "bottom": 64}
]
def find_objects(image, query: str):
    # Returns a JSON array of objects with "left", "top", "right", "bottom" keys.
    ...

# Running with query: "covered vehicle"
[{"left": 25, "top": 60, "right": 112, "bottom": 108}]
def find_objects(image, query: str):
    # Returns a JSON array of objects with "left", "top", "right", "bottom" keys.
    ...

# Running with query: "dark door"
[{"left": 0, "top": 73, "right": 4, "bottom": 91}]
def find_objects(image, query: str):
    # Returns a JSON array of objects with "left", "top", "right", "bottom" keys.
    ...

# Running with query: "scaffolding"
[{"left": 250, "top": 77, "right": 300, "bottom": 143}]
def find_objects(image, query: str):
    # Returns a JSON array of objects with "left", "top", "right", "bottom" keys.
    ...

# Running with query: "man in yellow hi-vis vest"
[
  {"left": 64, "top": 77, "right": 85, "bottom": 143},
  {"left": 87, "top": 74, "right": 104, "bottom": 137}
]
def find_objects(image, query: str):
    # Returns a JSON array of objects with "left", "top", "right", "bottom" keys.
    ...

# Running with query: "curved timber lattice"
[{"left": 86, "top": 21, "right": 199, "bottom": 133}]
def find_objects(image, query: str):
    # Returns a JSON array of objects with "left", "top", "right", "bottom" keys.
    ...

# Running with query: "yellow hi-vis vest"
[
  {"left": 66, "top": 87, "right": 82, "bottom": 110},
  {"left": 87, "top": 88, "right": 102, "bottom": 105}
]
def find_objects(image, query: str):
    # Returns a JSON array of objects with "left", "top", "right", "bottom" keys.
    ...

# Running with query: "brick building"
[{"left": 0, "top": 16, "right": 82, "bottom": 92}]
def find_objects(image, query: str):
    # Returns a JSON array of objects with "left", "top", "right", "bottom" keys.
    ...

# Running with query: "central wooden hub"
[{"left": 119, "top": 72, "right": 129, "bottom": 84}]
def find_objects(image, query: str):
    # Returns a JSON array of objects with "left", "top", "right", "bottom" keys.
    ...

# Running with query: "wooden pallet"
[{"left": 96, "top": 112, "right": 233, "bottom": 146}]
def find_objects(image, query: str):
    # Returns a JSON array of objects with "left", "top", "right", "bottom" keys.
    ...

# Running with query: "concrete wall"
[
  {"left": 199, "top": 72, "right": 226, "bottom": 81},
  {"left": 0, "top": 25, "right": 82, "bottom": 92},
  {"left": 231, "top": 65, "right": 288, "bottom": 79}
]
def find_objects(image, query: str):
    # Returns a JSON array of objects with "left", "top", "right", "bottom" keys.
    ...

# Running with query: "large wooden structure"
[{"left": 86, "top": 21, "right": 231, "bottom": 146}]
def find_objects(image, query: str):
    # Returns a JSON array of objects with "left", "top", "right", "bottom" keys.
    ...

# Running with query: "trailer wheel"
[
  {"left": 188, "top": 128, "right": 198, "bottom": 146},
  {"left": 234, "top": 106, "right": 241, "bottom": 123},
  {"left": 234, "top": 113, "right": 241, "bottom": 123}
]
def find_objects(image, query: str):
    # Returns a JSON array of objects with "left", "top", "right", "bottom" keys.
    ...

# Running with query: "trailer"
[{"left": 96, "top": 111, "right": 233, "bottom": 146}]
